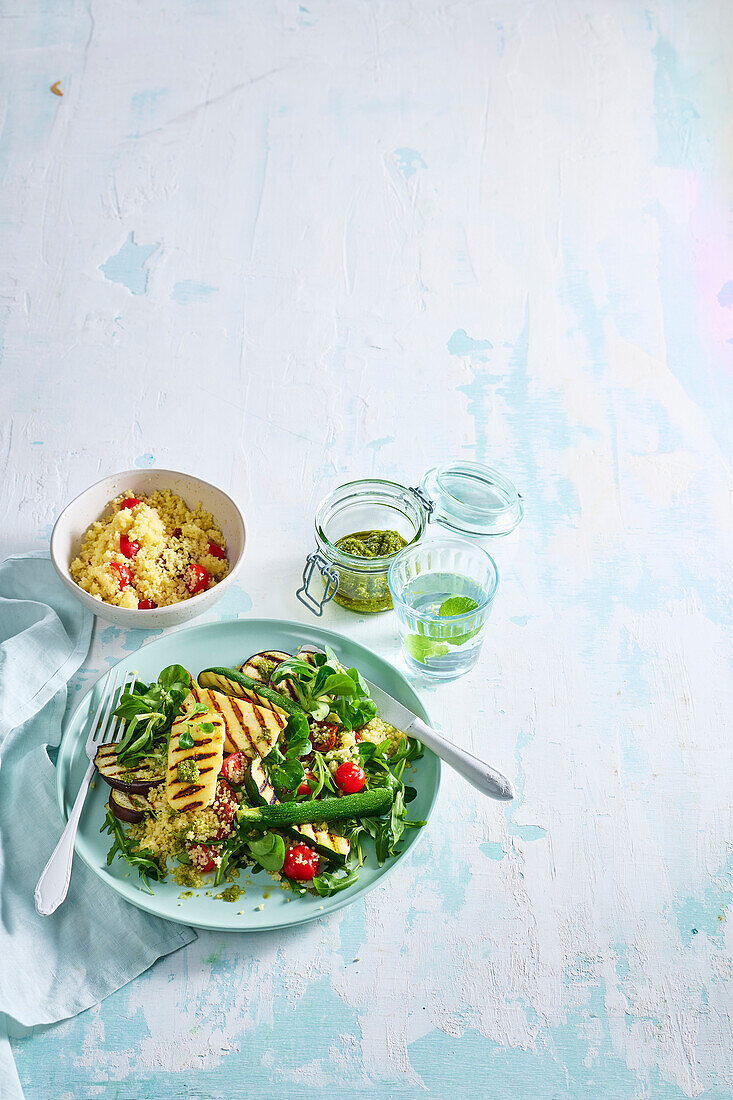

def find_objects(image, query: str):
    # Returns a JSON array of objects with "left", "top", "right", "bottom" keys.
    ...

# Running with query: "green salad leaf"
[
  {"left": 113, "top": 663, "right": 193, "bottom": 763},
  {"left": 312, "top": 867, "right": 360, "bottom": 896},
  {"left": 270, "top": 647, "right": 377, "bottom": 731},
  {"left": 246, "top": 833, "right": 286, "bottom": 872},
  {"left": 262, "top": 712, "right": 311, "bottom": 800}
]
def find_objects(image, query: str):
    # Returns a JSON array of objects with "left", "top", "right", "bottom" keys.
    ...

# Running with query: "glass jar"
[
  {"left": 297, "top": 480, "right": 428, "bottom": 614},
  {"left": 297, "top": 462, "right": 523, "bottom": 615}
]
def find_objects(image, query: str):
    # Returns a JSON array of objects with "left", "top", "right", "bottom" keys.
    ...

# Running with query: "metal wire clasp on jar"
[{"left": 297, "top": 480, "right": 431, "bottom": 615}]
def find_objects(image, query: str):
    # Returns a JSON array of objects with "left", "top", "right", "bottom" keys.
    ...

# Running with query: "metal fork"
[{"left": 35, "top": 667, "right": 137, "bottom": 916}]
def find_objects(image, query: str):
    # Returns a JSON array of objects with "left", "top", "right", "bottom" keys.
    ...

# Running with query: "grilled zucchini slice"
[
  {"left": 198, "top": 667, "right": 307, "bottom": 721},
  {"left": 245, "top": 758, "right": 350, "bottom": 866}
]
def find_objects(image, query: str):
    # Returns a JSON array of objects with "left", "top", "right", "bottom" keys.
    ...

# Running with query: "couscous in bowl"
[{"left": 51, "top": 470, "right": 246, "bottom": 628}]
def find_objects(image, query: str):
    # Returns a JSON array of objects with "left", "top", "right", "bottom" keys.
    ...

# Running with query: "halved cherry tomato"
[
  {"left": 310, "top": 723, "right": 338, "bottom": 752},
  {"left": 119, "top": 497, "right": 141, "bottom": 510},
  {"left": 282, "top": 843, "right": 319, "bottom": 881},
  {"left": 110, "top": 561, "right": 132, "bottom": 590},
  {"left": 208, "top": 541, "right": 226, "bottom": 559},
  {"left": 187, "top": 844, "right": 216, "bottom": 873},
  {"left": 211, "top": 778, "right": 238, "bottom": 838},
  {"left": 215, "top": 777, "right": 237, "bottom": 813},
  {"left": 119, "top": 534, "right": 140, "bottom": 559},
  {"left": 185, "top": 563, "right": 209, "bottom": 594},
  {"left": 334, "top": 762, "right": 366, "bottom": 794},
  {"left": 296, "top": 770, "right": 316, "bottom": 796},
  {"left": 138, "top": 598, "right": 157, "bottom": 610},
  {"left": 220, "top": 752, "right": 247, "bottom": 786}
]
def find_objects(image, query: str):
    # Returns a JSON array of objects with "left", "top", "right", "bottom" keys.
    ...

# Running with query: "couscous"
[
  {"left": 96, "top": 645, "right": 424, "bottom": 900},
  {"left": 70, "top": 489, "right": 229, "bottom": 609}
]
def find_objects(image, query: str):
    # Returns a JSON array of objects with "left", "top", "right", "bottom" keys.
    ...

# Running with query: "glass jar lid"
[{"left": 420, "top": 461, "right": 523, "bottom": 538}]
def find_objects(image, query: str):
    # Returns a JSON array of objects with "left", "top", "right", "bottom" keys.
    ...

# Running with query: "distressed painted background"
[{"left": 2, "top": 0, "right": 732, "bottom": 1097}]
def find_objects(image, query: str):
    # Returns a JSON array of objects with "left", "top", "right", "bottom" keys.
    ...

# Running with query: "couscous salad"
[
  {"left": 70, "top": 489, "right": 229, "bottom": 610},
  {"left": 96, "top": 646, "right": 425, "bottom": 899}
]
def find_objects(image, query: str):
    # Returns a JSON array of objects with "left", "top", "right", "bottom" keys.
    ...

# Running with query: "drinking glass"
[{"left": 387, "top": 538, "right": 499, "bottom": 681}]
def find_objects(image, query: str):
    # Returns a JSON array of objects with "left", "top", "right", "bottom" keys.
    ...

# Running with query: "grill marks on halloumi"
[
  {"left": 166, "top": 710, "right": 225, "bottom": 812},
  {"left": 181, "top": 683, "right": 225, "bottom": 715},
  {"left": 206, "top": 691, "right": 286, "bottom": 758}
]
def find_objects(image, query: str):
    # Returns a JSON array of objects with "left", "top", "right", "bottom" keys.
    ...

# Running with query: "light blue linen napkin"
[{"left": 0, "top": 554, "right": 196, "bottom": 1100}]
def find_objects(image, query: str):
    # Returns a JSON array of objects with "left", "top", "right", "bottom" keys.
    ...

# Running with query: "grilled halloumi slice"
[
  {"left": 166, "top": 709, "right": 225, "bottom": 812},
  {"left": 181, "top": 682, "right": 227, "bottom": 716},
  {"left": 206, "top": 692, "right": 287, "bottom": 758}
]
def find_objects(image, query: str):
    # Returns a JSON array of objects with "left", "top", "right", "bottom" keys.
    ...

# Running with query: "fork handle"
[{"left": 35, "top": 758, "right": 95, "bottom": 916}]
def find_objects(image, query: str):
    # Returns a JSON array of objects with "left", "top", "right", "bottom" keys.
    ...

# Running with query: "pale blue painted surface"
[
  {"left": 100, "top": 233, "right": 158, "bottom": 296},
  {"left": 171, "top": 280, "right": 218, "bottom": 304},
  {"left": 2, "top": 0, "right": 732, "bottom": 1097}
]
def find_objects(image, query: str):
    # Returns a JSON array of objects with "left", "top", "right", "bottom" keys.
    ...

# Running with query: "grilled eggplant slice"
[
  {"left": 240, "top": 651, "right": 300, "bottom": 703},
  {"left": 94, "top": 744, "right": 164, "bottom": 794},
  {"left": 241, "top": 650, "right": 291, "bottom": 683},
  {"left": 109, "top": 790, "right": 153, "bottom": 823},
  {"left": 166, "top": 709, "right": 225, "bottom": 812}
]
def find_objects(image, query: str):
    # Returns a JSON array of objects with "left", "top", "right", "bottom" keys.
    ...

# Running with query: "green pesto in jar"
[
  {"left": 330, "top": 529, "right": 409, "bottom": 613},
  {"left": 176, "top": 758, "right": 200, "bottom": 783},
  {"left": 334, "top": 529, "right": 408, "bottom": 558}
]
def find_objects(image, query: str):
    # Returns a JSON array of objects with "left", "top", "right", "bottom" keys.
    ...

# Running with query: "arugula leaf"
[
  {"left": 100, "top": 811, "right": 163, "bottom": 891},
  {"left": 312, "top": 867, "right": 360, "bottom": 896},
  {"left": 309, "top": 751, "right": 336, "bottom": 799}
]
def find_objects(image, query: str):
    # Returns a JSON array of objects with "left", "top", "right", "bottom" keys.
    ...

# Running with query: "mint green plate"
[{"left": 56, "top": 618, "right": 440, "bottom": 932}]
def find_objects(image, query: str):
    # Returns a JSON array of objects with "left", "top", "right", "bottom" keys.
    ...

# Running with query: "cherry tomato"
[
  {"left": 185, "top": 563, "right": 209, "bottom": 594},
  {"left": 138, "top": 598, "right": 157, "bottom": 610},
  {"left": 282, "top": 843, "right": 319, "bottom": 881},
  {"left": 119, "top": 534, "right": 140, "bottom": 559},
  {"left": 119, "top": 497, "right": 141, "bottom": 510},
  {"left": 208, "top": 541, "right": 226, "bottom": 559},
  {"left": 296, "top": 770, "right": 316, "bottom": 797},
  {"left": 310, "top": 723, "right": 338, "bottom": 752},
  {"left": 211, "top": 778, "right": 238, "bottom": 839},
  {"left": 334, "top": 762, "right": 366, "bottom": 794},
  {"left": 187, "top": 844, "right": 216, "bottom": 873},
  {"left": 220, "top": 752, "right": 247, "bottom": 786},
  {"left": 110, "top": 561, "right": 132, "bottom": 590},
  {"left": 214, "top": 778, "right": 237, "bottom": 820}
]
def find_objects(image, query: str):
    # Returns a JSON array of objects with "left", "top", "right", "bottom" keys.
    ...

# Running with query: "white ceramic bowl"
[{"left": 51, "top": 469, "right": 246, "bottom": 629}]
